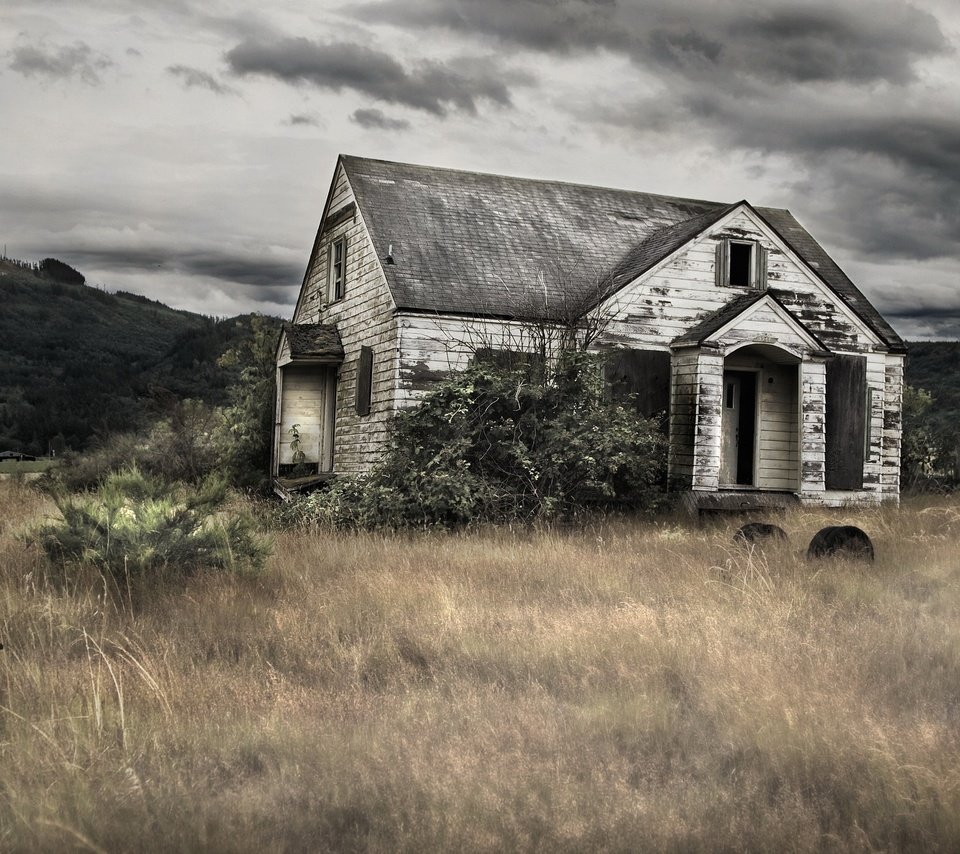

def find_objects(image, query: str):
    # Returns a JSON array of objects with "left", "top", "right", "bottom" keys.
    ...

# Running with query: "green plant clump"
[
  {"left": 30, "top": 468, "right": 270, "bottom": 584},
  {"left": 283, "top": 352, "right": 667, "bottom": 530}
]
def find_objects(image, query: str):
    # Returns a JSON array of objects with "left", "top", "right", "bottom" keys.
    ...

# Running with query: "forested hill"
[
  {"left": 0, "top": 257, "right": 281, "bottom": 455},
  {"left": 904, "top": 342, "right": 960, "bottom": 429}
]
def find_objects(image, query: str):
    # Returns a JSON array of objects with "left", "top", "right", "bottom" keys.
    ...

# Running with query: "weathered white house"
[{"left": 274, "top": 155, "right": 906, "bottom": 508}]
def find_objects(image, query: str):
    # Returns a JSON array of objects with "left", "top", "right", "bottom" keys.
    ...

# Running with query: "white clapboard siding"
[
  {"left": 881, "top": 354, "right": 904, "bottom": 498},
  {"left": 799, "top": 360, "right": 827, "bottom": 493},
  {"left": 396, "top": 314, "right": 551, "bottom": 406}
]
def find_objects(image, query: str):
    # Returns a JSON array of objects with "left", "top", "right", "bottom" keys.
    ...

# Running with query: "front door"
[{"left": 720, "top": 371, "right": 757, "bottom": 486}]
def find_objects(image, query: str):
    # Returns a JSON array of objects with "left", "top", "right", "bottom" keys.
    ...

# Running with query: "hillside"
[{"left": 0, "top": 257, "right": 281, "bottom": 454}]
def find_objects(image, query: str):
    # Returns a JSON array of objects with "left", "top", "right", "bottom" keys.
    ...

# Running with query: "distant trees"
[
  {"left": 216, "top": 314, "right": 278, "bottom": 491},
  {"left": 39, "top": 258, "right": 85, "bottom": 286},
  {"left": 902, "top": 384, "right": 960, "bottom": 491},
  {"left": 0, "top": 254, "right": 85, "bottom": 285}
]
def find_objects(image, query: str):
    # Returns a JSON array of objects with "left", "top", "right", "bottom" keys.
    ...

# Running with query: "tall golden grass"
[{"left": 2, "top": 479, "right": 960, "bottom": 852}]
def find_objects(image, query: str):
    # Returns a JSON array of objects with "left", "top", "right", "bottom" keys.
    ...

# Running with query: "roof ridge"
[{"left": 341, "top": 153, "right": 731, "bottom": 210}]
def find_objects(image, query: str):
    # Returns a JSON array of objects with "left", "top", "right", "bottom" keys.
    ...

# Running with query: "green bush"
[
  {"left": 283, "top": 352, "right": 667, "bottom": 530},
  {"left": 46, "top": 400, "right": 222, "bottom": 493},
  {"left": 30, "top": 468, "right": 270, "bottom": 585}
]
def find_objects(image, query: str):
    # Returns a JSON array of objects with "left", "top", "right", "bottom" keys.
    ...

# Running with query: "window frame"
[
  {"left": 716, "top": 238, "right": 768, "bottom": 290},
  {"left": 329, "top": 236, "right": 346, "bottom": 302}
]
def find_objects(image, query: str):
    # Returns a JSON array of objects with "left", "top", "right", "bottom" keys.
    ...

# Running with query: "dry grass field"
[{"left": 2, "top": 480, "right": 960, "bottom": 852}]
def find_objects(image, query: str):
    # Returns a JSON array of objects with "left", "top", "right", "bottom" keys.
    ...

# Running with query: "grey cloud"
[
  {"left": 354, "top": 0, "right": 947, "bottom": 86},
  {"left": 9, "top": 42, "right": 113, "bottom": 84},
  {"left": 61, "top": 246, "right": 302, "bottom": 294},
  {"left": 224, "top": 37, "right": 520, "bottom": 116},
  {"left": 887, "top": 311, "right": 960, "bottom": 341},
  {"left": 167, "top": 64, "right": 238, "bottom": 95},
  {"left": 351, "top": 107, "right": 411, "bottom": 131},
  {"left": 734, "top": 6, "right": 947, "bottom": 84},
  {"left": 284, "top": 113, "right": 321, "bottom": 126}
]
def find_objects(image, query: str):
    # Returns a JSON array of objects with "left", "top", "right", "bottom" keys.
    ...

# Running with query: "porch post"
[
  {"left": 693, "top": 345, "right": 723, "bottom": 491},
  {"left": 800, "top": 356, "right": 827, "bottom": 496}
]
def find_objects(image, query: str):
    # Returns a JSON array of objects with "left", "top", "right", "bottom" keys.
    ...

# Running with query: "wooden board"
[
  {"left": 603, "top": 348, "right": 671, "bottom": 420},
  {"left": 825, "top": 355, "right": 867, "bottom": 490}
]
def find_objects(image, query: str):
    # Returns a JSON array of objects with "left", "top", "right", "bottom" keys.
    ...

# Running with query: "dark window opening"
[
  {"left": 736, "top": 373, "right": 756, "bottom": 485},
  {"left": 356, "top": 346, "right": 373, "bottom": 416},
  {"left": 728, "top": 242, "right": 753, "bottom": 287},
  {"left": 331, "top": 237, "right": 346, "bottom": 301}
]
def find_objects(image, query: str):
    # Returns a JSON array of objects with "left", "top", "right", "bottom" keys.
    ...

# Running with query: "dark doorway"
[{"left": 720, "top": 370, "right": 757, "bottom": 485}]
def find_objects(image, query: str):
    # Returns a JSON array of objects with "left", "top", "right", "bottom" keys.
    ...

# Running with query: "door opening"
[{"left": 720, "top": 370, "right": 757, "bottom": 486}]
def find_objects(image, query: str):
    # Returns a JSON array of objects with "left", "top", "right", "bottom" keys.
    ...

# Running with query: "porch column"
[
  {"left": 800, "top": 356, "right": 827, "bottom": 496},
  {"left": 692, "top": 346, "right": 723, "bottom": 491}
]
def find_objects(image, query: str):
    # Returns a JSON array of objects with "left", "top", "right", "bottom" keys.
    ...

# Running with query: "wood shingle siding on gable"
[
  {"left": 275, "top": 155, "right": 905, "bottom": 505},
  {"left": 292, "top": 163, "right": 401, "bottom": 474}
]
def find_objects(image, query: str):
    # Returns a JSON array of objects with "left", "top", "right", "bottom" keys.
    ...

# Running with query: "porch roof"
[
  {"left": 283, "top": 323, "right": 344, "bottom": 361},
  {"left": 671, "top": 292, "right": 830, "bottom": 355}
]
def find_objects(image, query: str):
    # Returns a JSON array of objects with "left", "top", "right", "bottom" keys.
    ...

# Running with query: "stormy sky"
[{"left": 3, "top": 1, "right": 959, "bottom": 339}]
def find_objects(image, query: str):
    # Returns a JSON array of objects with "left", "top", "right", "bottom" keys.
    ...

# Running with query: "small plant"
[
  {"left": 29, "top": 467, "right": 270, "bottom": 586},
  {"left": 289, "top": 424, "right": 307, "bottom": 466}
]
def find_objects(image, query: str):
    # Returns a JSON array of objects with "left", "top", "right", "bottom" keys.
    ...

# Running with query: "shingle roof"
[
  {"left": 608, "top": 204, "right": 737, "bottom": 287},
  {"left": 340, "top": 156, "right": 905, "bottom": 352},
  {"left": 284, "top": 323, "right": 343, "bottom": 360}
]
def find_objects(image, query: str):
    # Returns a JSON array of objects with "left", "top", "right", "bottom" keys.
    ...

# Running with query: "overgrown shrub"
[
  {"left": 283, "top": 353, "right": 667, "bottom": 530},
  {"left": 47, "top": 400, "right": 222, "bottom": 492},
  {"left": 30, "top": 468, "right": 270, "bottom": 585}
]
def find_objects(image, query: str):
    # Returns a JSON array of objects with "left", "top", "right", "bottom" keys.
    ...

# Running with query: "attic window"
[
  {"left": 716, "top": 238, "right": 768, "bottom": 290},
  {"left": 329, "top": 237, "right": 346, "bottom": 302},
  {"left": 729, "top": 242, "right": 752, "bottom": 287}
]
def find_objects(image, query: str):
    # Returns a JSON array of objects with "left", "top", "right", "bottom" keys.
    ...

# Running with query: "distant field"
[
  {"left": 0, "top": 459, "right": 59, "bottom": 474},
  {"left": 2, "top": 482, "right": 959, "bottom": 852}
]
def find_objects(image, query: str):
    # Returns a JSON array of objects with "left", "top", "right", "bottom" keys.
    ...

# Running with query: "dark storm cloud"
[
  {"left": 62, "top": 246, "right": 302, "bottom": 289},
  {"left": 167, "top": 64, "right": 238, "bottom": 95},
  {"left": 885, "top": 305, "right": 960, "bottom": 340},
  {"left": 224, "top": 37, "right": 523, "bottom": 116},
  {"left": 351, "top": 107, "right": 410, "bottom": 131},
  {"left": 9, "top": 41, "right": 114, "bottom": 84},
  {"left": 354, "top": 0, "right": 947, "bottom": 86},
  {"left": 670, "top": 92, "right": 960, "bottom": 261}
]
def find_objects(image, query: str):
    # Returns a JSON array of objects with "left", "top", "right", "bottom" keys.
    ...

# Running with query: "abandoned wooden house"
[{"left": 273, "top": 155, "right": 906, "bottom": 509}]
